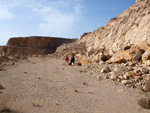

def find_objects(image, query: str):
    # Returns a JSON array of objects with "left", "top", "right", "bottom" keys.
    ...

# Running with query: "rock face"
[
  {"left": 0, "top": 36, "right": 75, "bottom": 56},
  {"left": 78, "top": 0, "right": 150, "bottom": 55},
  {"left": 7, "top": 36, "right": 74, "bottom": 49}
]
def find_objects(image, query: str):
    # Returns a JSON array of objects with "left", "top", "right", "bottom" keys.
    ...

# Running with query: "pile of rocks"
[
  {"left": 83, "top": 59, "right": 150, "bottom": 91},
  {"left": 54, "top": 41, "right": 87, "bottom": 59}
]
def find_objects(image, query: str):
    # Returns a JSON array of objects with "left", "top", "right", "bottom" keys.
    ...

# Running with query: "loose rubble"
[{"left": 83, "top": 60, "right": 150, "bottom": 90}]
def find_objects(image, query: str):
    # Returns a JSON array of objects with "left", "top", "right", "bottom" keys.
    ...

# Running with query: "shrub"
[
  {"left": 138, "top": 98, "right": 150, "bottom": 109},
  {"left": 0, "top": 84, "right": 5, "bottom": 90}
]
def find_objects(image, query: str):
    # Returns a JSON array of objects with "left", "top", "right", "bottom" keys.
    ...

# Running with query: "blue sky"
[{"left": 0, "top": 0, "right": 135, "bottom": 45}]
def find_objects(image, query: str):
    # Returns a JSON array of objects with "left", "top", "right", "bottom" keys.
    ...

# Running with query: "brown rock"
[
  {"left": 107, "top": 46, "right": 143, "bottom": 63},
  {"left": 92, "top": 52, "right": 108, "bottom": 62},
  {"left": 145, "top": 79, "right": 150, "bottom": 92},
  {"left": 139, "top": 40, "right": 150, "bottom": 51},
  {"left": 121, "top": 80, "right": 132, "bottom": 85},
  {"left": 125, "top": 71, "right": 139, "bottom": 79},
  {"left": 123, "top": 74, "right": 130, "bottom": 80},
  {"left": 140, "top": 67, "right": 149, "bottom": 74},
  {"left": 110, "top": 74, "right": 118, "bottom": 81},
  {"left": 81, "top": 58, "right": 91, "bottom": 66},
  {"left": 142, "top": 48, "right": 150, "bottom": 63}
]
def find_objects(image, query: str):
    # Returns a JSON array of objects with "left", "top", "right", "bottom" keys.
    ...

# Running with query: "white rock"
[
  {"left": 121, "top": 80, "right": 131, "bottom": 85},
  {"left": 123, "top": 74, "right": 130, "bottom": 80},
  {"left": 110, "top": 75, "right": 117, "bottom": 81},
  {"left": 101, "top": 66, "right": 111, "bottom": 73}
]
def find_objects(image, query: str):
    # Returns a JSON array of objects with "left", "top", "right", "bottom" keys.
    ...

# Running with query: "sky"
[{"left": 0, "top": 0, "right": 135, "bottom": 45}]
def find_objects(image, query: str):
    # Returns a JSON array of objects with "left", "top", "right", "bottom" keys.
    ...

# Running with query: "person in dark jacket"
[{"left": 70, "top": 53, "right": 75, "bottom": 65}]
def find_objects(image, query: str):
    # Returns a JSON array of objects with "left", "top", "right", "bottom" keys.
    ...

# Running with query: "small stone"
[
  {"left": 134, "top": 69, "right": 142, "bottom": 76},
  {"left": 125, "top": 71, "right": 138, "bottom": 79},
  {"left": 128, "top": 62, "right": 136, "bottom": 67},
  {"left": 145, "top": 60, "right": 150, "bottom": 66},
  {"left": 140, "top": 67, "right": 149, "bottom": 74},
  {"left": 101, "top": 66, "right": 111, "bottom": 73},
  {"left": 97, "top": 76, "right": 103, "bottom": 81},
  {"left": 133, "top": 54, "right": 142, "bottom": 62},
  {"left": 83, "top": 82, "right": 88, "bottom": 85},
  {"left": 123, "top": 74, "right": 130, "bottom": 80},
  {"left": 118, "top": 75, "right": 124, "bottom": 80},
  {"left": 117, "top": 79, "right": 121, "bottom": 82},
  {"left": 114, "top": 66, "right": 126, "bottom": 76},
  {"left": 117, "top": 89, "right": 124, "bottom": 93},
  {"left": 121, "top": 80, "right": 131, "bottom": 85},
  {"left": 110, "top": 74, "right": 117, "bottom": 81},
  {"left": 145, "top": 79, "right": 150, "bottom": 92},
  {"left": 105, "top": 74, "right": 109, "bottom": 79},
  {"left": 128, "top": 67, "right": 134, "bottom": 71}
]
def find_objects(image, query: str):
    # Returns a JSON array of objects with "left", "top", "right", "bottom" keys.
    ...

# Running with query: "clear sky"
[{"left": 0, "top": 0, "right": 135, "bottom": 45}]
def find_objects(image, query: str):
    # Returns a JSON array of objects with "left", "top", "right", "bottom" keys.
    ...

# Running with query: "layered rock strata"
[{"left": 0, "top": 36, "right": 75, "bottom": 56}]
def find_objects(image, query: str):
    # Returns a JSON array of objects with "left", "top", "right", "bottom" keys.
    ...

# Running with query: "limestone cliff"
[
  {"left": 78, "top": 0, "right": 150, "bottom": 55},
  {"left": 0, "top": 36, "right": 74, "bottom": 56}
]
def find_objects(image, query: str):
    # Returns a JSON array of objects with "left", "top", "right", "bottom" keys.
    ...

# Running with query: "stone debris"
[{"left": 81, "top": 58, "right": 150, "bottom": 91}]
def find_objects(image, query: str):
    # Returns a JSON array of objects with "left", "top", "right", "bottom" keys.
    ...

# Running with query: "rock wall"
[
  {"left": 7, "top": 36, "right": 74, "bottom": 49},
  {"left": 0, "top": 36, "right": 75, "bottom": 56},
  {"left": 78, "top": 0, "right": 150, "bottom": 55}
]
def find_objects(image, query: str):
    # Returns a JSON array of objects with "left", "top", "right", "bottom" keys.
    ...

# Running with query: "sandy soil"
[{"left": 0, "top": 57, "right": 149, "bottom": 113}]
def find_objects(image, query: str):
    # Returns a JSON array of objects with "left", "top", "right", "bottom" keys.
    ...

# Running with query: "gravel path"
[{"left": 0, "top": 57, "right": 149, "bottom": 113}]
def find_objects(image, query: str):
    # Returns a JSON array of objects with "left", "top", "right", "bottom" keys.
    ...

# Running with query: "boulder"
[
  {"left": 139, "top": 40, "right": 150, "bottom": 51},
  {"left": 81, "top": 58, "right": 91, "bottom": 66},
  {"left": 107, "top": 46, "right": 143, "bottom": 63},
  {"left": 142, "top": 48, "right": 150, "bottom": 63},
  {"left": 92, "top": 52, "right": 108, "bottom": 62}
]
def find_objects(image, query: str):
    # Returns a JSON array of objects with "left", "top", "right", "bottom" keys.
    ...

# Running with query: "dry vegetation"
[{"left": 0, "top": 84, "right": 4, "bottom": 90}]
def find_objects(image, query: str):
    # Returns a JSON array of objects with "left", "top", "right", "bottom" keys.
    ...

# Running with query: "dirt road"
[{"left": 0, "top": 57, "right": 149, "bottom": 113}]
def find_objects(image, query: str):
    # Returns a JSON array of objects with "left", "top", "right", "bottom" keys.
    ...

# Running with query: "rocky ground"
[
  {"left": 82, "top": 60, "right": 150, "bottom": 91},
  {"left": 0, "top": 56, "right": 150, "bottom": 113}
]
